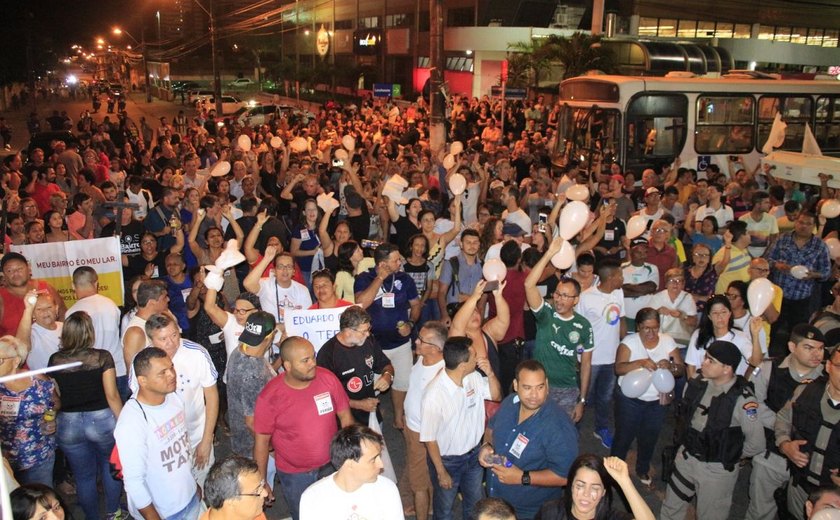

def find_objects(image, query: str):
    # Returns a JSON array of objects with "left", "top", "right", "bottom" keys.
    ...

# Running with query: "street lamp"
[
  {"left": 190, "top": 0, "right": 222, "bottom": 117},
  {"left": 114, "top": 26, "right": 152, "bottom": 103}
]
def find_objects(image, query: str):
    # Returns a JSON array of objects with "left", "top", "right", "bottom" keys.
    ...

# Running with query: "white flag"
[
  {"left": 803, "top": 123, "right": 823, "bottom": 156},
  {"left": 761, "top": 113, "right": 787, "bottom": 154}
]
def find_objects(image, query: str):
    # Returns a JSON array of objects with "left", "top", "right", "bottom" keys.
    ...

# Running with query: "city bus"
[{"left": 554, "top": 74, "right": 840, "bottom": 177}]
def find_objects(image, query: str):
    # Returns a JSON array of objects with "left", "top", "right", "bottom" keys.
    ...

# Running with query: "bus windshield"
[{"left": 557, "top": 106, "right": 620, "bottom": 165}]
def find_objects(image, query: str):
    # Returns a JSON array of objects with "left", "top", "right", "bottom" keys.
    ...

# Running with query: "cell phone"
[
  {"left": 360, "top": 239, "right": 380, "bottom": 249},
  {"left": 332, "top": 158, "right": 344, "bottom": 168},
  {"left": 538, "top": 212, "right": 548, "bottom": 233},
  {"left": 483, "top": 280, "right": 500, "bottom": 292}
]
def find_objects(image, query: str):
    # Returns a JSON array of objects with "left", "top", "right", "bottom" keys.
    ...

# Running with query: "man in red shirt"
[
  {"left": 647, "top": 219, "right": 680, "bottom": 289},
  {"left": 253, "top": 336, "right": 354, "bottom": 520},
  {"left": 0, "top": 252, "right": 65, "bottom": 337}
]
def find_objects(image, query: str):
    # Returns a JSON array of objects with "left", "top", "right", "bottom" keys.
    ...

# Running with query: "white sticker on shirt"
[
  {"left": 300, "top": 229, "right": 311, "bottom": 241},
  {"left": 382, "top": 293, "right": 395, "bottom": 308},
  {"left": 466, "top": 388, "right": 477, "bottom": 408},
  {"left": 509, "top": 433, "right": 530, "bottom": 459},
  {"left": 604, "top": 230, "right": 615, "bottom": 241},
  {"left": 314, "top": 392, "right": 334, "bottom": 415},
  {"left": 0, "top": 396, "right": 21, "bottom": 418}
]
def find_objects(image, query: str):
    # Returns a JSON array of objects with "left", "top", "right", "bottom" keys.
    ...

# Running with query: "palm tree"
[{"left": 543, "top": 32, "right": 616, "bottom": 79}]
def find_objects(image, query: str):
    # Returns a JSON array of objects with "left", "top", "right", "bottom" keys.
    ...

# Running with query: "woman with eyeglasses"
[
  {"left": 684, "top": 214, "right": 723, "bottom": 258},
  {"left": 124, "top": 230, "right": 185, "bottom": 281},
  {"left": 649, "top": 268, "right": 698, "bottom": 352},
  {"left": 684, "top": 294, "right": 757, "bottom": 379},
  {"left": 0, "top": 335, "right": 58, "bottom": 487},
  {"left": 684, "top": 243, "right": 719, "bottom": 314},
  {"left": 535, "top": 455, "right": 655, "bottom": 520},
  {"left": 11, "top": 484, "right": 66, "bottom": 520},
  {"left": 612, "top": 308, "right": 684, "bottom": 486}
]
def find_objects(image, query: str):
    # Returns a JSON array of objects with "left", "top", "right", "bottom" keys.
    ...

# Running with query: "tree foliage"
[{"left": 505, "top": 32, "right": 616, "bottom": 88}]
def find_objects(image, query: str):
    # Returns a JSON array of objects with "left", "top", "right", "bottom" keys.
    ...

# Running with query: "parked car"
[
  {"left": 109, "top": 84, "right": 125, "bottom": 98},
  {"left": 28, "top": 131, "right": 79, "bottom": 160},
  {"left": 228, "top": 78, "right": 254, "bottom": 88},
  {"left": 198, "top": 95, "right": 255, "bottom": 115},
  {"left": 172, "top": 81, "right": 201, "bottom": 93},
  {"left": 237, "top": 104, "right": 290, "bottom": 126},
  {"left": 189, "top": 89, "right": 215, "bottom": 105}
]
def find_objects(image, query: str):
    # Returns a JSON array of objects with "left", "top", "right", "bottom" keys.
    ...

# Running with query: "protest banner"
[
  {"left": 284, "top": 305, "right": 353, "bottom": 353},
  {"left": 11, "top": 237, "right": 125, "bottom": 308}
]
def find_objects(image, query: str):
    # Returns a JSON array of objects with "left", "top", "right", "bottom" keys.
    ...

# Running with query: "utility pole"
[
  {"left": 142, "top": 27, "right": 152, "bottom": 103},
  {"left": 591, "top": 0, "right": 605, "bottom": 35},
  {"left": 429, "top": 0, "right": 445, "bottom": 158},
  {"left": 193, "top": 0, "right": 223, "bottom": 117}
]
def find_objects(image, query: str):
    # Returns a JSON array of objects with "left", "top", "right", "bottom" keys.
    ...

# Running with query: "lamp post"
[
  {"left": 114, "top": 27, "right": 152, "bottom": 103},
  {"left": 191, "top": 0, "right": 222, "bottom": 117}
]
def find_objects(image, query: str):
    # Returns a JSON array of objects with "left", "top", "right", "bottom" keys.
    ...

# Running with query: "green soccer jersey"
[{"left": 533, "top": 302, "right": 594, "bottom": 388}]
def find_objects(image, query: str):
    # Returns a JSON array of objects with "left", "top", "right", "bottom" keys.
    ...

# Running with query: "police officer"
[
  {"left": 746, "top": 323, "right": 825, "bottom": 520},
  {"left": 775, "top": 345, "right": 840, "bottom": 520},
  {"left": 660, "top": 340, "right": 766, "bottom": 520}
]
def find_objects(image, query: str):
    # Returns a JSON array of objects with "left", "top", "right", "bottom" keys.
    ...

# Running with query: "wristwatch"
[
  {"left": 578, "top": 396, "right": 587, "bottom": 405},
  {"left": 521, "top": 470, "right": 531, "bottom": 486}
]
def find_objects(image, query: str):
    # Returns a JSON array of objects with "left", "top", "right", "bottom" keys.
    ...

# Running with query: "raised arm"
[
  {"left": 318, "top": 207, "right": 336, "bottom": 257},
  {"left": 525, "top": 236, "right": 564, "bottom": 310},
  {"left": 222, "top": 206, "right": 245, "bottom": 245},
  {"left": 244, "top": 245, "right": 277, "bottom": 295},
  {"left": 188, "top": 209, "right": 206, "bottom": 256},
  {"left": 245, "top": 210, "right": 269, "bottom": 264},
  {"left": 203, "top": 286, "right": 230, "bottom": 329},
  {"left": 439, "top": 196, "right": 462, "bottom": 245},
  {"left": 450, "top": 279, "right": 487, "bottom": 336},
  {"left": 483, "top": 281, "right": 510, "bottom": 343}
]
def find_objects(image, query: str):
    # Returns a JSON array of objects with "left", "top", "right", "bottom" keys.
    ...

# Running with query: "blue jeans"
[
  {"left": 56, "top": 408, "right": 123, "bottom": 519},
  {"left": 428, "top": 444, "right": 485, "bottom": 520},
  {"left": 165, "top": 492, "right": 201, "bottom": 520},
  {"left": 611, "top": 392, "right": 667, "bottom": 475},
  {"left": 276, "top": 463, "right": 334, "bottom": 520},
  {"left": 116, "top": 375, "right": 130, "bottom": 402},
  {"left": 17, "top": 451, "right": 55, "bottom": 487},
  {"left": 587, "top": 363, "right": 616, "bottom": 432}
]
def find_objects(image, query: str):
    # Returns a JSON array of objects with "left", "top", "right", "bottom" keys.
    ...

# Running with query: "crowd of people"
[{"left": 1, "top": 91, "right": 840, "bottom": 520}]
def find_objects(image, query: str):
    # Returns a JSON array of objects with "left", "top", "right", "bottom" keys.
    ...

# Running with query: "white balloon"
[
  {"left": 270, "top": 136, "right": 283, "bottom": 149},
  {"left": 620, "top": 369, "right": 653, "bottom": 399},
  {"left": 827, "top": 237, "right": 840, "bottom": 259},
  {"left": 790, "top": 265, "right": 809, "bottom": 280},
  {"left": 290, "top": 137, "right": 308, "bottom": 152},
  {"left": 342, "top": 134, "right": 356, "bottom": 151},
  {"left": 210, "top": 160, "right": 231, "bottom": 177},
  {"left": 559, "top": 201, "right": 590, "bottom": 240},
  {"left": 550, "top": 240, "right": 576, "bottom": 269},
  {"left": 822, "top": 199, "right": 840, "bottom": 219},
  {"left": 652, "top": 368, "right": 675, "bottom": 393},
  {"left": 482, "top": 258, "right": 507, "bottom": 282},
  {"left": 565, "top": 184, "right": 589, "bottom": 201},
  {"left": 450, "top": 141, "right": 464, "bottom": 155},
  {"left": 442, "top": 154, "right": 456, "bottom": 170},
  {"left": 747, "top": 278, "right": 775, "bottom": 317},
  {"left": 449, "top": 173, "right": 467, "bottom": 195},
  {"left": 237, "top": 134, "right": 252, "bottom": 151},
  {"left": 626, "top": 215, "right": 647, "bottom": 240},
  {"left": 811, "top": 509, "right": 840, "bottom": 520},
  {"left": 334, "top": 149, "right": 349, "bottom": 161}
]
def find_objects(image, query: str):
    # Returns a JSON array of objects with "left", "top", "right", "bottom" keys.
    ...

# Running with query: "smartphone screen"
[
  {"left": 483, "top": 280, "right": 500, "bottom": 292},
  {"left": 538, "top": 212, "right": 548, "bottom": 233}
]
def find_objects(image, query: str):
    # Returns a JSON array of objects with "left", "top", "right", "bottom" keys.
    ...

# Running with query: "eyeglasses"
[
  {"left": 233, "top": 307, "right": 256, "bottom": 315},
  {"left": 417, "top": 336, "right": 439, "bottom": 347},
  {"left": 666, "top": 278, "right": 685, "bottom": 284},
  {"left": 553, "top": 293, "right": 577, "bottom": 300},
  {"left": 640, "top": 326, "right": 660, "bottom": 333},
  {"left": 238, "top": 479, "right": 266, "bottom": 497},
  {"left": 693, "top": 252, "right": 710, "bottom": 258},
  {"left": 750, "top": 267, "right": 770, "bottom": 273},
  {"left": 276, "top": 264, "right": 295, "bottom": 271}
]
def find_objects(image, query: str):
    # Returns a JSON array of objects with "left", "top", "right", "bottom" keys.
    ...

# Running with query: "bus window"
[
  {"left": 758, "top": 95, "right": 813, "bottom": 151},
  {"left": 626, "top": 94, "right": 687, "bottom": 160},
  {"left": 815, "top": 97, "right": 840, "bottom": 151},
  {"left": 556, "top": 106, "right": 620, "bottom": 165},
  {"left": 695, "top": 95, "right": 754, "bottom": 154}
]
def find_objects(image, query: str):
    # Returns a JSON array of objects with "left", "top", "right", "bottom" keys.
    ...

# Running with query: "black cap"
[
  {"left": 706, "top": 341, "right": 742, "bottom": 372},
  {"left": 630, "top": 237, "right": 649, "bottom": 248},
  {"left": 791, "top": 324, "right": 825, "bottom": 344},
  {"left": 239, "top": 311, "right": 276, "bottom": 347},
  {"left": 0, "top": 252, "right": 28, "bottom": 271},
  {"left": 502, "top": 222, "right": 527, "bottom": 237}
]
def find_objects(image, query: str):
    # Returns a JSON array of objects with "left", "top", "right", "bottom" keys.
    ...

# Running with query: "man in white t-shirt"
[
  {"left": 18, "top": 292, "right": 62, "bottom": 371},
  {"left": 694, "top": 182, "right": 734, "bottom": 231},
  {"left": 129, "top": 313, "right": 219, "bottom": 488},
  {"left": 621, "top": 238, "right": 659, "bottom": 330},
  {"left": 739, "top": 190, "right": 779, "bottom": 258},
  {"left": 576, "top": 258, "right": 626, "bottom": 450},
  {"left": 244, "top": 248, "right": 311, "bottom": 328},
  {"left": 116, "top": 347, "right": 201, "bottom": 520},
  {"left": 66, "top": 266, "right": 126, "bottom": 397},
  {"left": 501, "top": 185, "right": 532, "bottom": 238},
  {"left": 403, "top": 321, "right": 447, "bottom": 520},
  {"left": 299, "top": 425, "right": 403, "bottom": 520}
]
